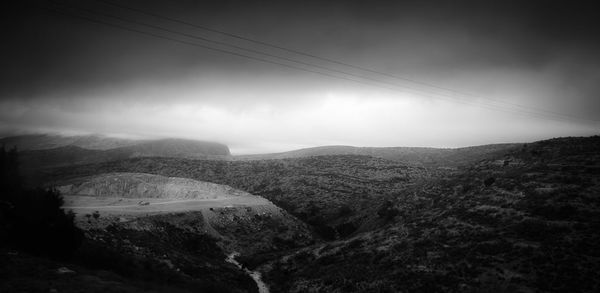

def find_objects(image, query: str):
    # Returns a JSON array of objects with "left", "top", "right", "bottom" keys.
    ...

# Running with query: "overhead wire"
[
  {"left": 93, "top": 0, "right": 588, "bottom": 122},
  {"left": 46, "top": 1, "right": 598, "bottom": 125}
]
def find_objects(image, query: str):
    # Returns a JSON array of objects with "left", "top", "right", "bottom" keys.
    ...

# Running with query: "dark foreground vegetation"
[
  {"left": 0, "top": 146, "right": 83, "bottom": 257},
  {"left": 0, "top": 146, "right": 258, "bottom": 293}
]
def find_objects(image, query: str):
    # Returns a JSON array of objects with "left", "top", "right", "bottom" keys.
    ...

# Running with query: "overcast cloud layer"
[{"left": 1, "top": 0, "right": 599, "bottom": 153}]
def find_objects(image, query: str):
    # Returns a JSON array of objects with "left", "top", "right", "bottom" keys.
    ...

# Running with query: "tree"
[{"left": 0, "top": 145, "right": 83, "bottom": 257}]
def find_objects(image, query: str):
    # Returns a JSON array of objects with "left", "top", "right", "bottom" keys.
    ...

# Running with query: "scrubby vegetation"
[
  {"left": 0, "top": 146, "right": 258, "bottom": 293},
  {"left": 260, "top": 136, "right": 600, "bottom": 292},
  {"left": 72, "top": 214, "right": 257, "bottom": 293},
  {"left": 44, "top": 155, "right": 428, "bottom": 240},
  {"left": 0, "top": 146, "right": 83, "bottom": 257},
  {"left": 7, "top": 135, "right": 600, "bottom": 292}
]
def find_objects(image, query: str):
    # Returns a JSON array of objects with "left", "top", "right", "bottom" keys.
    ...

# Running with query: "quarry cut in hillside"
[
  {"left": 58, "top": 172, "right": 249, "bottom": 199},
  {"left": 58, "top": 172, "right": 316, "bottom": 259}
]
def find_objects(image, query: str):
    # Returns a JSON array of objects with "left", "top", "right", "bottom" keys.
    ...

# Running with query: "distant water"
[{"left": 226, "top": 252, "right": 269, "bottom": 293}]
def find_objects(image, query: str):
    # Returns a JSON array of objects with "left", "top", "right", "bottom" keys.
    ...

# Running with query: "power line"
[
  {"left": 46, "top": 4, "right": 597, "bottom": 124},
  {"left": 45, "top": 8, "right": 404, "bottom": 92},
  {"left": 93, "top": 0, "right": 586, "bottom": 121},
  {"left": 54, "top": 0, "right": 502, "bottom": 105},
  {"left": 46, "top": 5, "right": 591, "bottom": 124},
  {"left": 53, "top": 2, "right": 428, "bottom": 88}
]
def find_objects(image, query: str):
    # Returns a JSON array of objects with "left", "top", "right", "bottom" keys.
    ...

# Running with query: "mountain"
[
  {"left": 7, "top": 134, "right": 600, "bottom": 292},
  {"left": 0, "top": 134, "right": 139, "bottom": 150},
  {"left": 1, "top": 134, "right": 230, "bottom": 157},
  {"left": 117, "top": 138, "right": 230, "bottom": 157},
  {"left": 5, "top": 135, "right": 231, "bottom": 177},
  {"left": 256, "top": 136, "right": 600, "bottom": 292},
  {"left": 235, "top": 143, "right": 521, "bottom": 167},
  {"left": 39, "top": 135, "right": 600, "bottom": 292}
]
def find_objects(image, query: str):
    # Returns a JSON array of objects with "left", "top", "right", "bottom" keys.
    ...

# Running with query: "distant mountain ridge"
[
  {"left": 3, "top": 134, "right": 524, "bottom": 170},
  {"left": 0, "top": 134, "right": 139, "bottom": 150},
  {"left": 0, "top": 134, "right": 230, "bottom": 155},
  {"left": 235, "top": 143, "right": 522, "bottom": 167},
  {"left": 1, "top": 134, "right": 231, "bottom": 174}
]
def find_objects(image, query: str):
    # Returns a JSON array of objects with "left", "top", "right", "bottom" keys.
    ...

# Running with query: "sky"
[{"left": 1, "top": 0, "right": 599, "bottom": 154}]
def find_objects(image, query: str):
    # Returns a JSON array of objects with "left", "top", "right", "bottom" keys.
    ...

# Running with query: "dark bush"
[
  {"left": 377, "top": 200, "right": 400, "bottom": 221},
  {"left": 336, "top": 222, "right": 358, "bottom": 238},
  {"left": 338, "top": 204, "right": 354, "bottom": 217},
  {"left": 484, "top": 177, "right": 495, "bottom": 187},
  {"left": 314, "top": 224, "right": 337, "bottom": 240},
  {"left": 0, "top": 146, "right": 83, "bottom": 257}
]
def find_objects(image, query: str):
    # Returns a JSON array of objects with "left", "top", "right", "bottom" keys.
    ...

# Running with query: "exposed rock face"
[
  {"left": 58, "top": 173, "right": 247, "bottom": 199},
  {"left": 58, "top": 172, "right": 315, "bottom": 284}
]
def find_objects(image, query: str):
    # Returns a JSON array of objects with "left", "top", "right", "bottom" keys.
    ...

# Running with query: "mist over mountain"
[
  {"left": 0, "top": 134, "right": 140, "bottom": 151},
  {"left": 0, "top": 134, "right": 230, "bottom": 155}
]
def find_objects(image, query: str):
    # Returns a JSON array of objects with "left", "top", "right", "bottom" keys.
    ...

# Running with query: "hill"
[
  {"left": 8, "top": 136, "right": 231, "bottom": 177},
  {"left": 12, "top": 172, "right": 315, "bottom": 293},
  {"left": 61, "top": 174, "right": 314, "bottom": 252},
  {"left": 235, "top": 143, "right": 521, "bottom": 167},
  {"left": 58, "top": 172, "right": 253, "bottom": 199},
  {"left": 43, "top": 155, "right": 429, "bottom": 240},
  {"left": 1, "top": 134, "right": 230, "bottom": 157},
  {"left": 12, "top": 134, "right": 600, "bottom": 292},
  {"left": 258, "top": 136, "right": 600, "bottom": 292},
  {"left": 0, "top": 134, "right": 139, "bottom": 150}
]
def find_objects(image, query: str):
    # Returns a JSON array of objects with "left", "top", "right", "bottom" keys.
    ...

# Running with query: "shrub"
[
  {"left": 0, "top": 146, "right": 83, "bottom": 257},
  {"left": 377, "top": 200, "right": 400, "bottom": 221}
]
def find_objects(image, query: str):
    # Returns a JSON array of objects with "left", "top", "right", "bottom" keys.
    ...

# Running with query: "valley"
[{"left": 2, "top": 134, "right": 599, "bottom": 292}]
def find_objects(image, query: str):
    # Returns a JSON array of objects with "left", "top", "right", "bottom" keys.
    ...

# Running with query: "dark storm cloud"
[
  {"left": 0, "top": 0, "right": 598, "bottom": 151},
  {"left": 2, "top": 0, "right": 599, "bottom": 99}
]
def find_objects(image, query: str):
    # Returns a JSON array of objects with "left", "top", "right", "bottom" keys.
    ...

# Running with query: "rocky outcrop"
[{"left": 58, "top": 173, "right": 248, "bottom": 199}]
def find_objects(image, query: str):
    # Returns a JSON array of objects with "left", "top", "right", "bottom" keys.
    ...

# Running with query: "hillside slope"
[
  {"left": 13, "top": 137, "right": 231, "bottom": 177},
  {"left": 0, "top": 134, "right": 139, "bottom": 150},
  {"left": 60, "top": 172, "right": 315, "bottom": 256},
  {"left": 45, "top": 155, "right": 429, "bottom": 240},
  {"left": 235, "top": 143, "right": 521, "bottom": 167},
  {"left": 58, "top": 172, "right": 249, "bottom": 199},
  {"left": 260, "top": 136, "right": 600, "bottom": 292}
]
